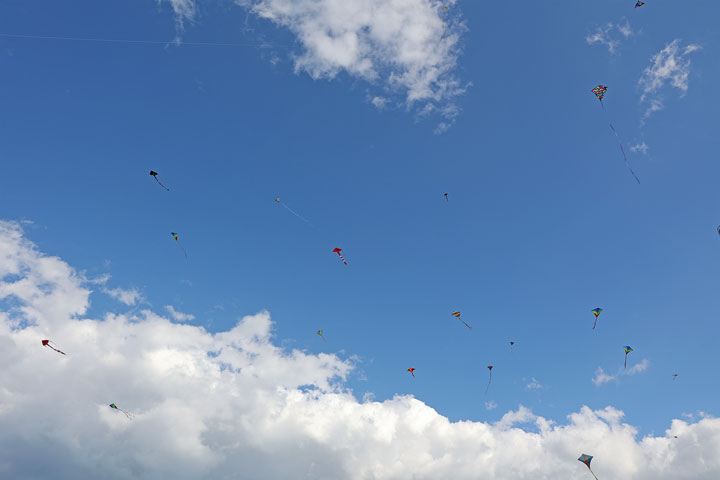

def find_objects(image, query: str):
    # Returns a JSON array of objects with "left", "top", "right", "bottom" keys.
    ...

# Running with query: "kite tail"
[
  {"left": 625, "top": 356, "right": 627, "bottom": 369},
  {"left": 176, "top": 241, "right": 188, "bottom": 259},
  {"left": 600, "top": 101, "right": 640, "bottom": 184},
  {"left": 154, "top": 177, "right": 170, "bottom": 191},
  {"left": 45, "top": 342, "right": 66, "bottom": 355},
  {"left": 121, "top": 409, "right": 133, "bottom": 420},
  {"left": 462, "top": 320, "right": 472, "bottom": 330},
  {"left": 321, "top": 336, "right": 327, "bottom": 343},
  {"left": 485, "top": 374, "right": 492, "bottom": 394},
  {"left": 593, "top": 317, "right": 598, "bottom": 330},
  {"left": 589, "top": 467, "right": 599, "bottom": 480}
]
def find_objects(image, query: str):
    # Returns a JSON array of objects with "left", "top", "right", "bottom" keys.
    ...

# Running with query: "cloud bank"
[{"left": 1, "top": 219, "right": 720, "bottom": 479}]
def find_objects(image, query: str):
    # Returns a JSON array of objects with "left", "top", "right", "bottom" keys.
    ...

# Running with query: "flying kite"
[
  {"left": 672, "top": 374, "right": 678, "bottom": 380},
  {"left": 408, "top": 368, "right": 416, "bottom": 378},
  {"left": 485, "top": 365, "right": 493, "bottom": 393},
  {"left": 333, "top": 248, "right": 347, "bottom": 265},
  {"left": 623, "top": 345, "right": 633, "bottom": 368},
  {"left": 717, "top": 225, "right": 720, "bottom": 236},
  {"left": 149, "top": 170, "right": 169, "bottom": 191},
  {"left": 578, "top": 454, "right": 599, "bottom": 480},
  {"left": 592, "top": 85, "right": 640, "bottom": 184},
  {"left": 171, "top": 232, "right": 187, "bottom": 259},
  {"left": 444, "top": 193, "right": 449, "bottom": 202},
  {"left": 635, "top": 1, "right": 645, "bottom": 7},
  {"left": 591, "top": 308, "right": 603, "bottom": 330},
  {"left": 316, "top": 330, "right": 326, "bottom": 342},
  {"left": 510, "top": 341, "right": 515, "bottom": 351},
  {"left": 451, "top": 311, "right": 471, "bottom": 329},
  {"left": 275, "top": 197, "right": 311, "bottom": 224},
  {"left": 440, "top": 5, "right": 449, "bottom": 40},
  {"left": 109, "top": 403, "right": 133, "bottom": 419},
  {"left": 41, "top": 339, "right": 66, "bottom": 355}
]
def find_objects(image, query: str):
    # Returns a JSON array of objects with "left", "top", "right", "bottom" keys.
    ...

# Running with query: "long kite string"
[
  {"left": 0, "top": 33, "right": 290, "bottom": 48},
  {"left": 600, "top": 101, "right": 641, "bottom": 184}
]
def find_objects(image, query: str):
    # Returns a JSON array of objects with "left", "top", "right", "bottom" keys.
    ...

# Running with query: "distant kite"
[
  {"left": 672, "top": 374, "right": 678, "bottom": 380},
  {"left": 444, "top": 193, "right": 449, "bottom": 202},
  {"left": 41, "top": 339, "right": 66, "bottom": 356},
  {"left": 509, "top": 341, "right": 515, "bottom": 351},
  {"left": 171, "top": 232, "right": 187, "bottom": 259},
  {"left": 149, "top": 170, "right": 169, "bottom": 191},
  {"left": 333, "top": 248, "right": 348, "bottom": 265},
  {"left": 592, "top": 85, "right": 641, "bottom": 184},
  {"left": 635, "top": 1, "right": 645, "bottom": 7},
  {"left": 440, "top": 5, "right": 449, "bottom": 40},
  {"left": 317, "top": 330, "right": 326, "bottom": 343},
  {"left": 451, "top": 311, "right": 471, "bottom": 329},
  {"left": 623, "top": 345, "right": 633, "bottom": 368},
  {"left": 109, "top": 403, "right": 133, "bottom": 419},
  {"left": 275, "top": 197, "right": 311, "bottom": 224},
  {"left": 717, "top": 225, "right": 720, "bottom": 236},
  {"left": 578, "top": 454, "right": 599, "bottom": 480},
  {"left": 591, "top": 308, "right": 603, "bottom": 330},
  {"left": 408, "top": 368, "right": 416, "bottom": 378},
  {"left": 486, "top": 366, "right": 493, "bottom": 393}
]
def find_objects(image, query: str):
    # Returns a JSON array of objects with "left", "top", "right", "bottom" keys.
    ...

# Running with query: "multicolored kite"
[
  {"left": 171, "top": 232, "right": 187, "bottom": 259},
  {"left": 408, "top": 368, "right": 416, "bottom": 378},
  {"left": 578, "top": 454, "right": 599, "bottom": 480},
  {"left": 486, "top": 365, "right": 493, "bottom": 393},
  {"left": 623, "top": 345, "right": 633, "bottom": 368},
  {"left": 317, "top": 330, "right": 326, "bottom": 342},
  {"left": 635, "top": 1, "right": 645, "bottom": 7},
  {"left": 41, "top": 339, "right": 66, "bottom": 356},
  {"left": 592, "top": 85, "right": 641, "bottom": 184},
  {"left": 149, "top": 170, "right": 169, "bottom": 191},
  {"left": 444, "top": 193, "right": 449, "bottom": 202},
  {"left": 451, "top": 311, "right": 471, "bottom": 329},
  {"left": 109, "top": 403, "right": 133, "bottom": 419},
  {"left": 591, "top": 308, "right": 603, "bottom": 330},
  {"left": 333, "top": 248, "right": 347, "bottom": 265}
]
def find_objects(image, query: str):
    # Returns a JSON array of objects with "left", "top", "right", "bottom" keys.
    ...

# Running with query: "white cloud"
[
  {"left": 639, "top": 40, "right": 700, "bottom": 119},
  {"left": 593, "top": 367, "right": 617, "bottom": 386},
  {"left": 160, "top": 0, "right": 196, "bottom": 33},
  {"left": 631, "top": 142, "right": 649, "bottom": 154},
  {"left": 485, "top": 401, "right": 497, "bottom": 410},
  {"left": 370, "top": 95, "right": 389, "bottom": 110},
  {"left": 627, "top": 358, "right": 649, "bottom": 375},
  {"left": 102, "top": 286, "right": 143, "bottom": 306},
  {"left": 240, "top": 0, "right": 465, "bottom": 129},
  {"left": 586, "top": 18, "right": 632, "bottom": 54},
  {"left": 593, "top": 359, "right": 650, "bottom": 386},
  {"left": 526, "top": 377, "right": 543, "bottom": 390},
  {"left": 165, "top": 305, "right": 196, "bottom": 322},
  {"left": 2, "top": 219, "right": 720, "bottom": 479}
]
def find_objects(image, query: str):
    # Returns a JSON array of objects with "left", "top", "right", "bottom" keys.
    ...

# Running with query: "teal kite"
[{"left": 578, "top": 454, "right": 599, "bottom": 480}]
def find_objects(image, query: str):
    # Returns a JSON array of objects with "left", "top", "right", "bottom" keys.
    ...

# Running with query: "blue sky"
[{"left": 1, "top": 1, "right": 719, "bottom": 478}]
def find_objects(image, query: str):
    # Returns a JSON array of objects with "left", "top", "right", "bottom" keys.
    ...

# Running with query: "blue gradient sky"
[{"left": 1, "top": 0, "right": 718, "bottom": 438}]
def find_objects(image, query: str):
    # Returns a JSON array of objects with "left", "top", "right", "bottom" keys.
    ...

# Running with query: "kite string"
[
  {"left": 0, "top": 32, "right": 291, "bottom": 48},
  {"left": 600, "top": 101, "right": 641, "bottom": 184}
]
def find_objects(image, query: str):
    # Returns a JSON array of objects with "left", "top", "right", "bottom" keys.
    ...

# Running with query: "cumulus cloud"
[
  {"left": 639, "top": 40, "right": 701, "bottom": 120},
  {"left": 2, "top": 219, "right": 720, "bottom": 479},
  {"left": 165, "top": 305, "right": 195, "bottom": 322},
  {"left": 102, "top": 286, "right": 143, "bottom": 306},
  {"left": 485, "top": 401, "right": 497, "bottom": 410},
  {"left": 586, "top": 18, "right": 632, "bottom": 54},
  {"left": 631, "top": 142, "right": 649, "bottom": 154}
]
